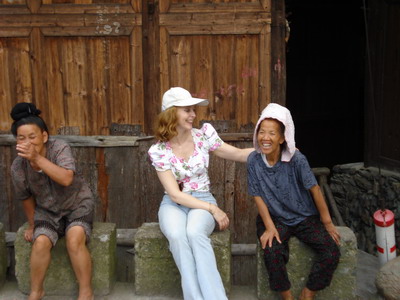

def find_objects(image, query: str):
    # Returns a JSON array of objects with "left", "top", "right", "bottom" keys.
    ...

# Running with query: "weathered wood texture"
[
  {"left": 0, "top": 0, "right": 144, "bottom": 134},
  {"left": 0, "top": 0, "right": 278, "bottom": 136},
  {"left": 158, "top": 0, "right": 272, "bottom": 133},
  {"left": 271, "top": 0, "right": 286, "bottom": 105}
]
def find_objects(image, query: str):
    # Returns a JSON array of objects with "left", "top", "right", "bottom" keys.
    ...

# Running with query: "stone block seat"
[
  {"left": 134, "top": 222, "right": 231, "bottom": 297},
  {"left": 257, "top": 226, "right": 358, "bottom": 300},
  {"left": 375, "top": 255, "right": 400, "bottom": 300},
  {"left": 0, "top": 223, "right": 6, "bottom": 289},
  {"left": 14, "top": 222, "right": 116, "bottom": 296}
]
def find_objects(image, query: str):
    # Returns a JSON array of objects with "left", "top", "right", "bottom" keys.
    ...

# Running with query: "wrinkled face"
[
  {"left": 16, "top": 124, "right": 48, "bottom": 156},
  {"left": 257, "top": 119, "right": 285, "bottom": 158},
  {"left": 176, "top": 106, "right": 196, "bottom": 131}
]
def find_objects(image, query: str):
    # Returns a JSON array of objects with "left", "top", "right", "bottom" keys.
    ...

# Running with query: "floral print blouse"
[{"left": 148, "top": 123, "right": 224, "bottom": 193}]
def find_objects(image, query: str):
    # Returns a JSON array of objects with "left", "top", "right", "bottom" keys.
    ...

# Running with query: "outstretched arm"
[
  {"left": 156, "top": 170, "right": 229, "bottom": 230},
  {"left": 310, "top": 185, "right": 340, "bottom": 245},
  {"left": 213, "top": 143, "right": 254, "bottom": 163},
  {"left": 254, "top": 196, "right": 281, "bottom": 248}
]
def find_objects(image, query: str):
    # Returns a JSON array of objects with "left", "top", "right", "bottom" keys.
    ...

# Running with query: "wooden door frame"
[{"left": 365, "top": 0, "right": 400, "bottom": 171}]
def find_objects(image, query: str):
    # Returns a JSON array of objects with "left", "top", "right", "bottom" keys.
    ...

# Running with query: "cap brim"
[{"left": 174, "top": 98, "right": 209, "bottom": 107}]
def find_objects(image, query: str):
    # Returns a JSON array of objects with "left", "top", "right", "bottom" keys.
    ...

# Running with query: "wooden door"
[
  {"left": 1, "top": 0, "right": 272, "bottom": 135},
  {"left": 155, "top": 0, "right": 272, "bottom": 131},
  {"left": 0, "top": 0, "right": 144, "bottom": 135}
]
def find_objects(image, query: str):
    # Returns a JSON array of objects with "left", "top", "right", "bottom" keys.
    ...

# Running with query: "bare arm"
[
  {"left": 212, "top": 143, "right": 254, "bottom": 163},
  {"left": 16, "top": 142, "right": 73, "bottom": 186},
  {"left": 310, "top": 185, "right": 340, "bottom": 245},
  {"left": 156, "top": 170, "right": 229, "bottom": 230},
  {"left": 22, "top": 196, "right": 35, "bottom": 242},
  {"left": 254, "top": 196, "right": 281, "bottom": 248}
]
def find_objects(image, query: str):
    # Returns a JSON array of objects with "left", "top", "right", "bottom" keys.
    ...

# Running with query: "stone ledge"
[
  {"left": 257, "top": 226, "right": 358, "bottom": 300},
  {"left": 14, "top": 222, "right": 116, "bottom": 296},
  {"left": 134, "top": 222, "right": 231, "bottom": 297}
]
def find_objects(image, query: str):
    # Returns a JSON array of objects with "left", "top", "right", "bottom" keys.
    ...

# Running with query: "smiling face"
[
  {"left": 257, "top": 118, "right": 285, "bottom": 160},
  {"left": 176, "top": 106, "right": 196, "bottom": 131},
  {"left": 16, "top": 124, "right": 48, "bottom": 156}
]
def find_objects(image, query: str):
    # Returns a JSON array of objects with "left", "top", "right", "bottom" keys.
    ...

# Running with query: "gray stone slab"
[
  {"left": 14, "top": 222, "right": 116, "bottom": 296},
  {"left": 257, "top": 226, "right": 358, "bottom": 300},
  {"left": 356, "top": 250, "right": 381, "bottom": 299},
  {"left": 134, "top": 222, "right": 231, "bottom": 297}
]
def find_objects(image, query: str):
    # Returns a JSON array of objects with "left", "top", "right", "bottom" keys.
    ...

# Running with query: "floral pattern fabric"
[{"left": 148, "top": 123, "right": 224, "bottom": 193}]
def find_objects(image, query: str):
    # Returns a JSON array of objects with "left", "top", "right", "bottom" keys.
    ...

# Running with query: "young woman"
[
  {"left": 10, "top": 102, "right": 94, "bottom": 300},
  {"left": 247, "top": 103, "right": 341, "bottom": 300},
  {"left": 148, "top": 87, "right": 253, "bottom": 300}
]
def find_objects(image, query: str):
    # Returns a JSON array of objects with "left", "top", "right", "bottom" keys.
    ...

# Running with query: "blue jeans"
[{"left": 158, "top": 192, "right": 227, "bottom": 300}]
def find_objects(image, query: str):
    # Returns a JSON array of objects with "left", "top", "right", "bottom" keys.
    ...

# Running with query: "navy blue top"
[{"left": 247, "top": 150, "right": 318, "bottom": 226}]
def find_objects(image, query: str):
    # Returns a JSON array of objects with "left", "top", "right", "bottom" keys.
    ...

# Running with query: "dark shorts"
[{"left": 33, "top": 214, "right": 93, "bottom": 246}]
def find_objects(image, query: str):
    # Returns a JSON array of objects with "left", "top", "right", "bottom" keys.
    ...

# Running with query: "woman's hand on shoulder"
[
  {"left": 260, "top": 227, "right": 281, "bottom": 249},
  {"left": 209, "top": 204, "right": 229, "bottom": 230}
]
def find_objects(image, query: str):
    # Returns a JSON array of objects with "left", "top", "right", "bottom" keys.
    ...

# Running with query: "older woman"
[
  {"left": 247, "top": 103, "right": 341, "bottom": 300},
  {"left": 10, "top": 102, "right": 94, "bottom": 300}
]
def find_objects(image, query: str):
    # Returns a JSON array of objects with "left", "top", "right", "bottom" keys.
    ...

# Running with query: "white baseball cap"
[{"left": 162, "top": 87, "right": 209, "bottom": 111}]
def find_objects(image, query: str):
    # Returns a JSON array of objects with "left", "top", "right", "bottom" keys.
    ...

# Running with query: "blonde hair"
[{"left": 154, "top": 107, "right": 178, "bottom": 142}]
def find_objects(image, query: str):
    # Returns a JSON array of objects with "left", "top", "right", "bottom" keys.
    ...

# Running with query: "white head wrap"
[{"left": 253, "top": 103, "right": 296, "bottom": 162}]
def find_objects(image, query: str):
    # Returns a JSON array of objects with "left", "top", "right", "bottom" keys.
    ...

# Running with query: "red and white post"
[{"left": 374, "top": 209, "right": 396, "bottom": 266}]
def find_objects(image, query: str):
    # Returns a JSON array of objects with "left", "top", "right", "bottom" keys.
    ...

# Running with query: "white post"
[{"left": 374, "top": 209, "right": 396, "bottom": 266}]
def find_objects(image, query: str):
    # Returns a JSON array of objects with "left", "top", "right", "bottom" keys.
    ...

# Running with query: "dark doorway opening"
[{"left": 285, "top": 0, "right": 365, "bottom": 169}]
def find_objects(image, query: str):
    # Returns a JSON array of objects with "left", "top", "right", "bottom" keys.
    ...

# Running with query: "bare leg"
[
  {"left": 299, "top": 287, "right": 317, "bottom": 300},
  {"left": 66, "top": 226, "right": 93, "bottom": 300},
  {"left": 29, "top": 235, "right": 52, "bottom": 300},
  {"left": 280, "top": 289, "right": 295, "bottom": 300}
]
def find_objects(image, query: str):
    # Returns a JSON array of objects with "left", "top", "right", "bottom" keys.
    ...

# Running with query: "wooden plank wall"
[
  {"left": 0, "top": 0, "right": 144, "bottom": 135},
  {"left": 0, "top": 135, "right": 257, "bottom": 284},
  {"left": 157, "top": 0, "right": 272, "bottom": 132},
  {"left": 0, "top": 0, "right": 277, "bottom": 136}
]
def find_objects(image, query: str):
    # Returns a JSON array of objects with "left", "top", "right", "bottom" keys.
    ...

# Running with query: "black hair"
[{"left": 10, "top": 102, "right": 49, "bottom": 136}]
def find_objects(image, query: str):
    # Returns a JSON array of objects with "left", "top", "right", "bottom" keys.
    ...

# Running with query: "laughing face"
[
  {"left": 16, "top": 124, "right": 48, "bottom": 156},
  {"left": 257, "top": 118, "right": 285, "bottom": 161},
  {"left": 176, "top": 106, "right": 196, "bottom": 131}
]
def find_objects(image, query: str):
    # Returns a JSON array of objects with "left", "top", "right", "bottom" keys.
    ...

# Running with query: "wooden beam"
[
  {"left": 142, "top": 0, "right": 161, "bottom": 134},
  {"left": 0, "top": 134, "right": 139, "bottom": 147},
  {"left": 270, "top": 0, "right": 286, "bottom": 105}
]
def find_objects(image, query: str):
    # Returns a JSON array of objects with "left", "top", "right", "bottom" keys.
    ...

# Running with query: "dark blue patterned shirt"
[{"left": 247, "top": 150, "right": 318, "bottom": 226}]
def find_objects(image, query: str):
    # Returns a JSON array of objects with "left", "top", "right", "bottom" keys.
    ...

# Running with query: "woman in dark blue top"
[{"left": 247, "top": 103, "right": 340, "bottom": 300}]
